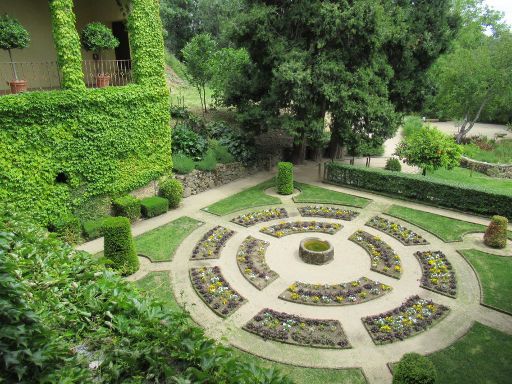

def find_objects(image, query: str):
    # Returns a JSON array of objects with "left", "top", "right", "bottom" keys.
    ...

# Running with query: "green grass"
[
  {"left": 165, "top": 51, "right": 188, "bottom": 81},
  {"left": 134, "top": 271, "right": 182, "bottom": 313},
  {"left": 385, "top": 205, "right": 485, "bottom": 242},
  {"left": 428, "top": 167, "right": 512, "bottom": 196},
  {"left": 295, "top": 183, "right": 371, "bottom": 207},
  {"left": 135, "top": 216, "right": 203, "bottom": 261},
  {"left": 463, "top": 139, "right": 512, "bottom": 164},
  {"left": 459, "top": 250, "right": 512, "bottom": 314},
  {"left": 427, "top": 322, "right": 512, "bottom": 384},
  {"left": 203, "top": 179, "right": 281, "bottom": 215}
]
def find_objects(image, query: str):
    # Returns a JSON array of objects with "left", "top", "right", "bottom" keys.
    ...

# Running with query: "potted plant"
[
  {"left": 80, "top": 22, "right": 119, "bottom": 88},
  {"left": 0, "top": 15, "right": 30, "bottom": 94}
]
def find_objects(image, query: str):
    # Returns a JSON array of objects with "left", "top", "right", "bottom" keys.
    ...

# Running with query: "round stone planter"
[{"left": 299, "top": 237, "right": 334, "bottom": 265}]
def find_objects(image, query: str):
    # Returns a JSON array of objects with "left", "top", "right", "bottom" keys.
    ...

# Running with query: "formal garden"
[{"left": 2, "top": 1, "right": 512, "bottom": 384}]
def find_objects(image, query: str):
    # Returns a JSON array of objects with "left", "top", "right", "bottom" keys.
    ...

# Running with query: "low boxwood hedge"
[
  {"left": 325, "top": 163, "right": 512, "bottom": 219},
  {"left": 159, "top": 178, "right": 183, "bottom": 208},
  {"left": 102, "top": 217, "right": 139, "bottom": 276},
  {"left": 112, "top": 195, "right": 141, "bottom": 222},
  {"left": 82, "top": 217, "right": 108, "bottom": 240},
  {"left": 141, "top": 196, "right": 169, "bottom": 218}
]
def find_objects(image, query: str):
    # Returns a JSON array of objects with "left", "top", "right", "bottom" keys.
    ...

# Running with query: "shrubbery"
[
  {"left": 159, "top": 178, "right": 183, "bottom": 208},
  {"left": 196, "top": 148, "right": 217, "bottom": 171},
  {"left": 325, "top": 163, "right": 512, "bottom": 219},
  {"left": 211, "top": 140, "right": 235, "bottom": 164},
  {"left": 484, "top": 215, "right": 508, "bottom": 249},
  {"left": 102, "top": 216, "right": 139, "bottom": 275},
  {"left": 402, "top": 116, "right": 423, "bottom": 139},
  {"left": 141, "top": 196, "right": 169, "bottom": 218},
  {"left": 172, "top": 123, "right": 208, "bottom": 160},
  {"left": 48, "top": 214, "right": 81, "bottom": 244},
  {"left": 112, "top": 195, "right": 141, "bottom": 222},
  {"left": 277, "top": 162, "right": 294, "bottom": 195},
  {"left": 393, "top": 353, "right": 437, "bottom": 384},
  {"left": 172, "top": 153, "right": 196, "bottom": 174},
  {"left": 82, "top": 217, "right": 108, "bottom": 240},
  {"left": 385, "top": 157, "right": 402, "bottom": 172}
]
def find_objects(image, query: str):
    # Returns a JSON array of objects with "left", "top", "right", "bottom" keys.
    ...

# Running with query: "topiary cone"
[
  {"left": 483, "top": 215, "right": 508, "bottom": 249},
  {"left": 103, "top": 217, "right": 139, "bottom": 275}
]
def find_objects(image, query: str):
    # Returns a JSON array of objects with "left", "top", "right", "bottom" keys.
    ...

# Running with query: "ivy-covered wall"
[{"left": 0, "top": 0, "right": 171, "bottom": 225}]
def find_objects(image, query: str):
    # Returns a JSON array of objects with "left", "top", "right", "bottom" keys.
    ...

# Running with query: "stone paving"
[{"left": 78, "top": 162, "right": 512, "bottom": 384}]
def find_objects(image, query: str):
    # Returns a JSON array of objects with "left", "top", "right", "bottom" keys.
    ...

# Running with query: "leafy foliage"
[
  {"left": 172, "top": 153, "right": 196, "bottom": 174},
  {"left": 141, "top": 196, "right": 169, "bottom": 218},
  {"left": 48, "top": 214, "right": 82, "bottom": 244},
  {"left": 80, "top": 22, "right": 119, "bottom": 55},
  {"left": 396, "top": 126, "right": 463, "bottom": 175},
  {"left": 82, "top": 217, "right": 108, "bottom": 241},
  {"left": 195, "top": 148, "right": 217, "bottom": 171},
  {"left": 385, "top": 158, "right": 402, "bottom": 172},
  {"left": 0, "top": 15, "right": 30, "bottom": 50},
  {"left": 112, "top": 195, "right": 141, "bottom": 222},
  {"left": 172, "top": 123, "right": 208, "bottom": 160},
  {"left": 325, "top": 163, "right": 512, "bottom": 219},
  {"left": 211, "top": 140, "right": 235, "bottom": 163},
  {"left": 159, "top": 178, "right": 183, "bottom": 208},
  {"left": 484, "top": 215, "right": 508, "bottom": 249},
  {"left": 103, "top": 216, "right": 139, "bottom": 276},
  {"left": 393, "top": 353, "right": 437, "bottom": 384},
  {"left": 402, "top": 116, "right": 424, "bottom": 139},
  {"left": 277, "top": 162, "right": 294, "bottom": 195}
]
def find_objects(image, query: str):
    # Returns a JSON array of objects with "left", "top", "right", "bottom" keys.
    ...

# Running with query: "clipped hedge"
[
  {"left": 393, "top": 353, "right": 437, "bottom": 384},
  {"left": 325, "top": 163, "right": 512, "bottom": 219},
  {"left": 102, "top": 217, "right": 139, "bottom": 276},
  {"left": 141, "top": 196, "right": 169, "bottom": 218},
  {"left": 277, "top": 162, "right": 294, "bottom": 195},
  {"left": 82, "top": 217, "right": 107, "bottom": 240},
  {"left": 48, "top": 214, "right": 81, "bottom": 244},
  {"left": 484, "top": 215, "right": 508, "bottom": 249},
  {"left": 112, "top": 195, "right": 141, "bottom": 222},
  {"left": 159, "top": 178, "right": 183, "bottom": 208},
  {"left": 385, "top": 157, "right": 402, "bottom": 172}
]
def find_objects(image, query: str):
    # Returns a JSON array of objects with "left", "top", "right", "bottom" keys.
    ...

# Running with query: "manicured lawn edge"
[
  {"left": 382, "top": 210, "right": 485, "bottom": 243},
  {"left": 457, "top": 250, "right": 512, "bottom": 316},
  {"left": 232, "top": 345, "right": 369, "bottom": 384},
  {"left": 294, "top": 182, "right": 372, "bottom": 208}
]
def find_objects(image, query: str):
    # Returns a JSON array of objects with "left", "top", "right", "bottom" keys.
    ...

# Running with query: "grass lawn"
[
  {"left": 427, "top": 322, "right": 512, "bottom": 384},
  {"left": 203, "top": 179, "right": 281, "bottom": 215},
  {"left": 385, "top": 205, "right": 486, "bottom": 242},
  {"left": 428, "top": 167, "right": 512, "bottom": 196},
  {"left": 295, "top": 183, "right": 371, "bottom": 208},
  {"left": 134, "top": 271, "right": 182, "bottom": 313},
  {"left": 463, "top": 139, "right": 512, "bottom": 164},
  {"left": 135, "top": 216, "right": 204, "bottom": 261},
  {"left": 459, "top": 250, "right": 512, "bottom": 314}
]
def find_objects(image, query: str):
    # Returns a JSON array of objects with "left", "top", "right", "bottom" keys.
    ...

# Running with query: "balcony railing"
[{"left": 0, "top": 59, "right": 132, "bottom": 95}]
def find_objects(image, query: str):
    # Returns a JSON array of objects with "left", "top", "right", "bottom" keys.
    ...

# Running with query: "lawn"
[
  {"left": 203, "top": 179, "right": 281, "bottom": 215},
  {"left": 295, "top": 182, "right": 371, "bottom": 208},
  {"left": 135, "top": 216, "right": 204, "bottom": 261},
  {"left": 428, "top": 167, "right": 512, "bottom": 196},
  {"left": 134, "top": 271, "right": 182, "bottom": 313},
  {"left": 459, "top": 250, "right": 512, "bottom": 314},
  {"left": 463, "top": 139, "right": 512, "bottom": 164},
  {"left": 427, "top": 322, "right": 512, "bottom": 384},
  {"left": 385, "top": 205, "right": 486, "bottom": 242}
]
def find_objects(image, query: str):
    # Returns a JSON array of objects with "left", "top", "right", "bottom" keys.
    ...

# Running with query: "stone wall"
[
  {"left": 459, "top": 156, "right": 512, "bottom": 179},
  {"left": 175, "top": 163, "right": 258, "bottom": 197}
]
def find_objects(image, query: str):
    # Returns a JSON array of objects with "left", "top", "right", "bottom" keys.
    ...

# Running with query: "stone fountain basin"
[{"left": 299, "top": 237, "right": 334, "bottom": 265}]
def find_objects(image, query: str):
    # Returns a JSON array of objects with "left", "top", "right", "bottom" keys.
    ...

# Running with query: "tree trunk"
[
  {"left": 422, "top": 168, "right": 427, "bottom": 176},
  {"left": 8, "top": 49, "right": 18, "bottom": 81},
  {"left": 455, "top": 94, "right": 491, "bottom": 143}
]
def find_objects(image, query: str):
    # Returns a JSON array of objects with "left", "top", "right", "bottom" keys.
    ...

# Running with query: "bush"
[
  {"left": 277, "top": 162, "right": 294, "bottom": 195},
  {"left": 48, "top": 214, "right": 81, "bottom": 244},
  {"left": 196, "top": 148, "right": 217, "bottom": 171},
  {"left": 206, "top": 121, "right": 256, "bottom": 164},
  {"left": 102, "top": 217, "right": 139, "bottom": 276},
  {"left": 402, "top": 116, "right": 423, "bottom": 139},
  {"left": 385, "top": 158, "right": 402, "bottom": 172},
  {"left": 80, "top": 22, "right": 119, "bottom": 55},
  {"left": 393, "top": 353, "right": 437, "bottom": 384},
  {"left": 173, "top": 153, "right": 195, "bottom": 174},
  {"left": 325, "top": 163, "right": 512, "bottom": 219},
  {"left": 211, "top": 141, "right": 235, "bottom": 164},
  {"left": 0, "top": 15, "right": 30, "bottom": 51},
  {"left": 112, "top": 195, "right": 141, "bottom": 222},
  {"left": 159, "top": 178, "right": 183, "bottom": 208},
  {"left": 141, "top": 196, "right": 169, "bottom": 218},
  {"left": 172, "top": 123, "right": 208, "bottom": 160},
  {"left": 82, "top": 217, "right": 108, "bottom": 240},
  {"left": 484, "top": 215, "right": 508, "bottom": 249}
]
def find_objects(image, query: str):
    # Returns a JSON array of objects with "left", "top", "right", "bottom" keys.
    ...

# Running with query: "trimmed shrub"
[
  {"left": 102, "top": 217, "right": 139, "bottom": 276},
  {"left": 159, "top": 178, "right": 183, "bottom": 208},
  {"left": 112, "top": 195, "right": 141, "bottom": 222},
  {"left": 141, "top": 196, "right": 169, "bottom": 218},
  {"left": 82, "top": 217, "right": 108, "bottom": 240},
  {"left": 48, "top": 214, "right": 81, "bottom": 244},
  {"left": 325, "top": 163, "right": 512, "bottom": 219},
  {"left": 385, "top": 157, "right": 402, "bottom": 172},
  {"left": 196, "top": 149, "right": 217, "bottom": 171},
  {"left": 393, "top": 353, "right": 437, "bottom": 384},
  {"left": 277, "top": 162, "right": 294, "bottom": 195},
  {"left": 173, "top": 153, "right": 195, "bottom": 174},
  {"left": 484, "top": 215, "right": 508, "bottom": 249}
]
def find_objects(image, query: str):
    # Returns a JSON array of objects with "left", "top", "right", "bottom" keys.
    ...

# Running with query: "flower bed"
[
  {"left": 366, "top": 216, "right": 429, "bottom": 245},
  {"left": 279, "top": 277, "right": 392, "bottom": 306},
  {"left": 237, "top": 236, "right": 278, "bottom": 290},
  {"left": 243, "top": 309, "right": 350, "bottom": 349},
  {"left": 415, "top": 250, "right": 457, "bottom": 298},
  {"left": 189, "top": 266, "right": 246, "bottom": 317},
  {"left": 260, "top": 221, "right": 342, "bottom": 238},
  {"left": 191, "top": 226, "right": 235, "bottom": 260},
  {"left": 349, "top": 230, "right": 402, "bottom": 279},
  {"left": 362, "top": 296, "right": 449, "bottom": 344},
  {"left": 298, "top": 205, "right": 359, "bottom": 221},
  {"left": 231, "top": 208, "right": 288, "bottom": 227}
]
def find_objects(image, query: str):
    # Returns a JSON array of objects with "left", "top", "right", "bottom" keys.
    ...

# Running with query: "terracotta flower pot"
[
  {"left": 8, "top": 80, "right": 28, "bottom": 94},
  {"left": 96, "top": 74, "right": 110, "bottom": 88}
]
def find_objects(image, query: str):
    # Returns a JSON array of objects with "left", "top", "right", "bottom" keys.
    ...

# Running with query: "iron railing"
[{"left": 0, "top": 59, "right": 132, "bottom": 94}]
